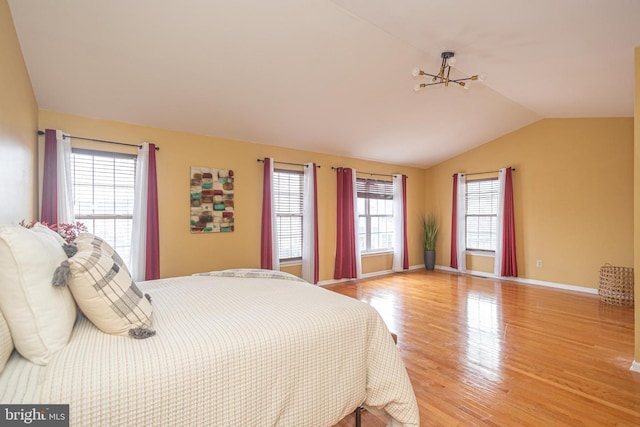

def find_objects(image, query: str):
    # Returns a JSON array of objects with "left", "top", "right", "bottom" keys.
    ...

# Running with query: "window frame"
[
  {"left": 356, "top": 178, "right": 394, "bottom": 254},
  {"left": 273, "top": 168, "right": 304, "bottom": 263},
  {"left": 464, "top": 177, "right": 499, "bottom": 253}
]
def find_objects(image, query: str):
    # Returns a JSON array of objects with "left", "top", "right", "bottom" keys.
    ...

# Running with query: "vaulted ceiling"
[{"left": 8, "top": 0, "right": 640, "bottom": 168}]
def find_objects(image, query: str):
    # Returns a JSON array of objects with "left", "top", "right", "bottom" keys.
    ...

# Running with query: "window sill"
[
  {"left": 362, "top": 250, "right": 394, "bottom": 257},
  {"left": 279, "top": 259, "right": 301, "bottom": 267},
  {"left": 465, "top": 250, "right": 495, "bottom": 258},
  {"left": 280, "top": 250, "right": 394, "bottom": 265}
]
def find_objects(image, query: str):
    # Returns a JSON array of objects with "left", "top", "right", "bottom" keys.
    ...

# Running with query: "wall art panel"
[{"left": 190, "top": 166, "right": 235, "bottom": 233}]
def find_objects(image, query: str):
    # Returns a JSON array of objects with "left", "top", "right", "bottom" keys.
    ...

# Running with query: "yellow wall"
[
  {"left": 0, "top": 0, "right": 38, "bottom": 224},
  {"left": 425, "top": 118, "right": 634, "bottom": 289},
  {"left": 38, "top": 110, "right": 426, "bottom": 281}
]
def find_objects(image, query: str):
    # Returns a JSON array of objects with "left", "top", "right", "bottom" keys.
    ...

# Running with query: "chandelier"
[{"left": 412, "top": 52, "right": 485, "bottom": 91}]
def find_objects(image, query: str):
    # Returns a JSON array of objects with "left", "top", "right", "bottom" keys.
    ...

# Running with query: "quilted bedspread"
[{"left": 2, "top": 274, "right": 419, "bottom": 426}]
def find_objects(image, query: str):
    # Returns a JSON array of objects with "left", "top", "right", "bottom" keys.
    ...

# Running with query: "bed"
[{"left": 0, "top": 226, "right": 419, "bottom": 426}]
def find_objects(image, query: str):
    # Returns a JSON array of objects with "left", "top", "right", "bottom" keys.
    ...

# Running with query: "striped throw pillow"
[
  {"left": 74, "top": 233, "right": 131, "bottom": 276},
  {"left": 67, "top": 246, "right": 154, "bottom": 338}
]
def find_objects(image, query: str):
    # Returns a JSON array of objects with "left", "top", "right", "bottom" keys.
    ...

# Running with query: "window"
[
  {"left": 465, "top": 178, "right": 499, "bottom": 251},
  {"left": 357, "top": 178, "right": 393, "bottom": 253},
  {"left": 273, "top": 169, "right": 304, "bottom": 261},
  {"left": 70, "top": 149, "right": 136, "bottom": 263}
]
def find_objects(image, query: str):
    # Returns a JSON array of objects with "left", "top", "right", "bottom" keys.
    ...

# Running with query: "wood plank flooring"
[{"left": 328, "top": 269, "right": 640, "bottom": 426}]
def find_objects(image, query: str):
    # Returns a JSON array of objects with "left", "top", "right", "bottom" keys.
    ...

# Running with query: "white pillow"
[
  {"left": 0, "top": 308, "right": 13, "bottom": 373},
  {"left": 66, "top": 245, "right": 154, "bottom": 338},
  {"left": 0, "top": 225, "right": 77, "bottom": 365},
  {"left": 31, "top": 222, "right": 66, "bottom": 245}
]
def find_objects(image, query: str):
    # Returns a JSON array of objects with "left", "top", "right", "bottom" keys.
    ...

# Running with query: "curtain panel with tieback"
[
  {"left": 334, "top": 168, "right": 361, "bottom": 279},
  {"left": 260, "top": 158, "right": 279, "bottom": 270},
  {"left": 302, "top": 162, "right": 319, "bottom": 284},
  {"left": 392, "top": 174, "right": 409, "bottom": 271},
  {"left": 131, "top": 142, "right": 160, "bottom": 281}
]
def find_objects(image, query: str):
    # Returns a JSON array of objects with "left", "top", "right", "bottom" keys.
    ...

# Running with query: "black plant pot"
[{"left": 424, "top": 250, "right": 436, "bottom": 270}]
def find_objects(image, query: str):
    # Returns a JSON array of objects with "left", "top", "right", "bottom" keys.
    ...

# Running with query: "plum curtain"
[
  {"left": 494, "top": 167, "right": 518, "bottom": 277},
  {"left": 449, "top": 173, "right": 458, "bottom": 269},
  {"left": 260, "top": 158, "right": 279, "bottom": 270},
  {"left": 334, "top": 168, "right": 361, "bottom": 279},
  {"left": 41, "top": 129, "right": 74, "bottom": 225}
]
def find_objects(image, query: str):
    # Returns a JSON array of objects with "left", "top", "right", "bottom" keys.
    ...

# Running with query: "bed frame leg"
[{"left": 355, "top": 406, "right": 362, "bottom": 427}]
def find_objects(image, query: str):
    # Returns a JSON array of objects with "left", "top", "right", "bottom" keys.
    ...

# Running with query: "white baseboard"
[
  {"left": 433, "top": 265, "right": 459, "bottom": 273},
  {"left": 319, "top": 264, "right": 598, "bottom": 295},
  {"left": 317, "top": 270, "right": 392, "bottom": 287},
  {"left": 434, "top": 265, "right": 598, "bottom": 295},
  {"left": 630, "top": 361, "right": 640, "bottom": 373},
  {"left": 317, "top": 264, "right": 424, "bottom": 287},
  {"left": 317, "top": 278, "right": 346, "bottom": 287},
  {"left": 511, "top": 276, "right": 598, "bottom": 294}
]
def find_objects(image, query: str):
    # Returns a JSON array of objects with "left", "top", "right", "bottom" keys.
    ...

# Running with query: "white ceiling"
[{"left": 8, "top": 0, "right": 640, "bottom": 168}]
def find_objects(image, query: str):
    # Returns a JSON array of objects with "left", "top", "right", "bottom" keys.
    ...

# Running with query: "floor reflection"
[
  {"left": 363, "top": 292, "right": 401, "bottom": 335},
  {"left": 464, "top": 290, "right": 503, "bottom": 381}
]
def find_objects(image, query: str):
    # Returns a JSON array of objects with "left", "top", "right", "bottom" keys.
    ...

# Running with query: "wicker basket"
[{"left": 598, "top": 265, "right": 634, "bottom": 307}]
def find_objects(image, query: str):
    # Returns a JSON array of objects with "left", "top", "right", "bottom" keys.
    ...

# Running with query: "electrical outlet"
[{"left": 536, "top": 260, "right": 543, "bottom": 268}]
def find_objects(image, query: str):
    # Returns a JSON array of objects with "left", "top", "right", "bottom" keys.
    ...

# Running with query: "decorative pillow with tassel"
[
  {"left": 74, "top": 233, "right": 131, "bottom": 276},
  {"left": 55, "top": 245, "right": 155, "bottom": 339}
]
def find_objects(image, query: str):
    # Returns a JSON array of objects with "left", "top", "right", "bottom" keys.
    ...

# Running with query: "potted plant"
[{"left": 422, "top": 213, "right": 438, "bottom": 270}]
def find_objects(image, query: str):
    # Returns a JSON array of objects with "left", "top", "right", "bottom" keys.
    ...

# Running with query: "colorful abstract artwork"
[{"left": 190, "top": 166, "right": 235, "bottom": 233}]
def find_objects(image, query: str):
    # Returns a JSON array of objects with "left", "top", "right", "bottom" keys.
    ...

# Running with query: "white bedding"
[{"left": 0, "top": 275, "right": 419, "bottom": 426}]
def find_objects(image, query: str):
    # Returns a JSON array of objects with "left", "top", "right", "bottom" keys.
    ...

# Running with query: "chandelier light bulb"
[
  {"left": 411, "top": 68, "right": 422, "bottom": 78},
  {"left": 413, "top": 84, "right": 423, "bottom": 92},
  {"left": 448, "top": 57, "right": 456, "bottom": 68},
  {"left": 477, "top": 73, "right": 487, "bottom": 82}
]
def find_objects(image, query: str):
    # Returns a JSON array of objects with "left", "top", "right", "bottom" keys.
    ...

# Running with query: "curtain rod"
[
  {"left": 37, "top": 130, "right": 160, "bottom": 151},
  {"left": 256, "top": 158, "right": 320, "bottom": 168},
  {"left": 331, "top": 166, "right": 406, "bottom": 179},
  {"left": 454, "top": 168, "right": 516, "bottom": 177}
]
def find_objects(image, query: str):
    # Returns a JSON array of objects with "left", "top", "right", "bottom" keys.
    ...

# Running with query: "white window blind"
[
  {"left": 70, "top": 149, "right": 136, "bottom": 263},
  {"left": 273, "top": 169, "right": 303, "bottom": 261},
  {"left": 465, "top": 178, "right": 499, "bottom": 251},
  {"left": 357, "top": 178, "right": 394, "bottom": 252}
]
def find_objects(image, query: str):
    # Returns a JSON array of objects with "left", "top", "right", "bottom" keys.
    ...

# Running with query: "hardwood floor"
[{"left": 328, "top": 269, "right": 639, "bottom": 426}]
